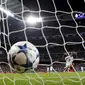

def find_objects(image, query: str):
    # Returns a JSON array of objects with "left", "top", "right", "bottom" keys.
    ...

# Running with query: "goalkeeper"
[{"left": 64, "top": 54, "right": 75, "bottom": 72}]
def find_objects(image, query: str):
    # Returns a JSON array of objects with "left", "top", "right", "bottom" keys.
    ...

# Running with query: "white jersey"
[{"left": 65, "top": 55, "right": 73, "bottom": 67}]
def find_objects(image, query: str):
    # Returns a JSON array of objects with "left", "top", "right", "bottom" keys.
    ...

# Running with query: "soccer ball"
[{"left": 8, "top": 41, "right": 40, "bottom": 73}]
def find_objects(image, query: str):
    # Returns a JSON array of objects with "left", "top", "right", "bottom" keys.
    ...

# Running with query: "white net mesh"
[{"left": 1, "top": 0, "right": 85, "bottom": 85}]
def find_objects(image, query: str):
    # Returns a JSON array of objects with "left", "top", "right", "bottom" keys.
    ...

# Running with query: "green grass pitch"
[{"left": 0, "top": 72, "right": 85, "bottom": 85}]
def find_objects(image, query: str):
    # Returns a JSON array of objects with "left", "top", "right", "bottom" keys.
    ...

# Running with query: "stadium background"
[{"left": 0, "top": 0, "right": 85, "bottom": 72}]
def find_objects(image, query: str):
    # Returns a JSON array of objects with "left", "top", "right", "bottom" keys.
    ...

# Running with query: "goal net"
[{"left": 1, "top": 0, "right": 85, "bottom": 85}]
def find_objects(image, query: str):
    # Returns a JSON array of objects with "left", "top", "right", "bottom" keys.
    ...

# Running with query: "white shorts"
[{"left": 66, "top": 62, "right": 72, "bottom": 67}]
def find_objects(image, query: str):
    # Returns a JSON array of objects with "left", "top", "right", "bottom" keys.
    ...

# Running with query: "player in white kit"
[{"left": 64, "top": 54, "right": 74, "bottom": 72}]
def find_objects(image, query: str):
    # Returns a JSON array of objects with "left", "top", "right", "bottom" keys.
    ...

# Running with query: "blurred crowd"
[
  {"left": 0, "top": 51, "right": 85, "bottom": 73},
  {"left": 0, "top": 62, "right": 83, "bottom": 73},
  {"left": 40, "top": 51, "right": 85, "bottom": 63}
]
